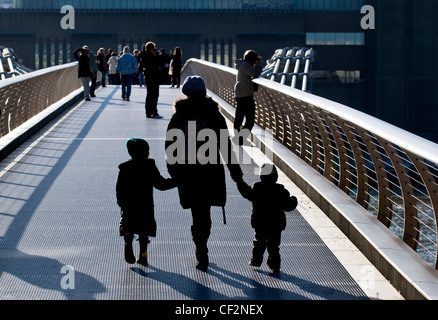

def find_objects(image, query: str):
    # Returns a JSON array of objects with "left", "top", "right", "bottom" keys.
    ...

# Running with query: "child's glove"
[{"left": 290, "top": 196, "right": 298, "bottom": 211}]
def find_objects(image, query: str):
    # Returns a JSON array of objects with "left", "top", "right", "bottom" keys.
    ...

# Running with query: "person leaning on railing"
[
  {"left": 73, "top": 46, "right": 94, "bottom": 101},
  {"left": 233, "top": 49, "right": 264, "bottom": 145}
]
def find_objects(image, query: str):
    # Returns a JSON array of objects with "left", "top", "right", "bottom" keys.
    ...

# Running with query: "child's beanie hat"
[
  {"left": 260, "top": 163, "right": 278, "bottom": 182},
  {"left": 182, "top": 76, "right": 207, "bottom": 97},
  {"left": 127, "top": 138, "right": 149, "bottom": 159}
]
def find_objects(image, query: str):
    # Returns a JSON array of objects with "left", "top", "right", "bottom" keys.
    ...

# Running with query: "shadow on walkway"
[
  {"left": 0, "top": 87, "right": 120, "bottom": 299},
  {"left": 131, "top": 262, "right": 368, "bottom": 300}
]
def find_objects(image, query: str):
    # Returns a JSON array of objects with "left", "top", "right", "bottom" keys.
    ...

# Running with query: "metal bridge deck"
[{"left": 0, "top": 85, "right": 403, "bottom": 302}]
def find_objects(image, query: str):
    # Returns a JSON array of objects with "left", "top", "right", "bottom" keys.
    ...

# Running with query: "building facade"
[
  {"left": 11, "top": 0, "right": 365, "bottom": 11},
  {"left": 0, "top": 1, "right": 437, "bottom": 142}
]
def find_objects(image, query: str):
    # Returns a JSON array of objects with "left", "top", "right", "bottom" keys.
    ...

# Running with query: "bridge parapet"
[
  {"left": 0, "top": 62, "right": 81, "bottom": 139},
  {"left": 182, "top": 59, "right": 438, "bottom": 298},
  {"left": 1, "top": 60, "right": 438, "bottom": 299}
]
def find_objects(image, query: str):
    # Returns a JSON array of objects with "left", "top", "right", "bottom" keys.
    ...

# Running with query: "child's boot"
[
  {"left": 267, "top": 256, "right": 281, "bottom": 273},
  {"left": 267, "top": 252, "right": 281, "bottom": 273},
  {"left": 137, "top": 236, "right": 149, "bottom": 265},
  {"left": 249, "top": 239, "right": 264, "bottom": 267},
  {"left": 267, "top": 242, "right": 281, "bottom": 272},
  {"left": 124, "top": 234, "right": 135, "bottom": 264}
]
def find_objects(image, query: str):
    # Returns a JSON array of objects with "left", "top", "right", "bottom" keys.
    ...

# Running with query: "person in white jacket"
[
  {"left": 107, "top": 52, "right": 118, "bottom": 85},
  {"left": 233, "top": 50, "right": 264, "bottom": 145}
]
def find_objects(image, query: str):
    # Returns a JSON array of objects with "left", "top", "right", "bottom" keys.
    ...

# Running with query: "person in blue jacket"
[{"left": 116, "top": 46, "right": 138, "bottom": 101}]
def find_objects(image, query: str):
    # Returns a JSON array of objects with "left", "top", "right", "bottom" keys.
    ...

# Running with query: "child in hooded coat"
[
  {"left": 237, "top": 163, "right": 298, "bottom": 272},
  {"left": 116, "top": 138, "right": 176, "bottom": 265}
]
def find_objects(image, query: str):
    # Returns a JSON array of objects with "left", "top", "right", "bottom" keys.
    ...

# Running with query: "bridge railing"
[
  {"left": 0, "top": 62, "right": 81, "bottom": 138},
  {"left": 182, "top": 58, "right": 438, "bottom": 270}
]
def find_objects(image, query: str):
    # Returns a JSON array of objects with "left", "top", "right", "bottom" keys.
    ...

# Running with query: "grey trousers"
[{"left": 80, "top": 77, "right": 91, "bottom": 99}]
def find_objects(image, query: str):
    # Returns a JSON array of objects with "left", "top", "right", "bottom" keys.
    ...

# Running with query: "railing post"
[
  {"left": 301, "top": 48, "right": 315, "bottom": 92},
  {"left": 291, "top": 49, "right": 304, "bottom": 89}
]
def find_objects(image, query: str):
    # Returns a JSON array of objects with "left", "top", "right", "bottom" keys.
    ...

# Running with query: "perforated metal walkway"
[{"left": 0, "top": 85, "right": 402, "bottom": 301}]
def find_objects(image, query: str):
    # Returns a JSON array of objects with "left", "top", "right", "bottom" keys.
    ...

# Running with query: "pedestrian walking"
[
  {"left": 159, "top": 48, "right": 171, "bottom": 85},
  {"left": 73, "top": 46, "right": 93, "bottom": 101},
  {"left": 107, "top": 51, "right": 118, "bottom": 85},
  {"left": 116, "top": 138, "right": 176, "bottom": 265},
  {"left": 116, "top": 46, "right": 138, "bottom": 101},
  {"left": 84, "top": 46, "right": 98, "bottom": 97},
  {"left": 97, "top": 48, "right": 107, "bottom": 87},
  {"left": 139, "top": 41, "right": 163, "bottom": 119},
  {"left": 169, "top": 46, "right": 182, "bottom": 88},
  {"left": 165, "top": 76, "right": 244, "bottom": 271},
  {"left": 237, "top": 163, "right": 298, "bottom": 272}
]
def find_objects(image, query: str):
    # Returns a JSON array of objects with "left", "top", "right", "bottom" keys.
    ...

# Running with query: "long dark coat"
[
  {"left": 73, "top": 48, "right": 93, "bottom": 78},
  {"left": 116, "top": 158, "right": 175, "bottom": 237},
  {"left": 165, "top": 96, "right": 243, "bottom": 209},
  {"left": 139, "top": 50, "right": 161, "bottom": 83}
]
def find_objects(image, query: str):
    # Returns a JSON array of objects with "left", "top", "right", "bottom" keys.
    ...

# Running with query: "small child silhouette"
[
  {"left": 237, "top": 163, "right": 297, "bottom": 272},
  {"left": 116, "top": 138, "right": 176, "bottom": 265}
]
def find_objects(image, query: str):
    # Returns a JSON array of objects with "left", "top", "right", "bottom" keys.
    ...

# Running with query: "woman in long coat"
[{"left": 165, "top": 76, "right": 243, "bottom": 271}]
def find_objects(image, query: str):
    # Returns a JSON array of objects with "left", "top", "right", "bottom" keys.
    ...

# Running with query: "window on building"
[
  {"left": 334, "top": 70, "right": 361, "bottom": 83},
  {"left": 306, "top": 33, "right": 365, "bottom": 46},
  {"left": 16, "top": 0, "right": 366, "bottom": 10}
]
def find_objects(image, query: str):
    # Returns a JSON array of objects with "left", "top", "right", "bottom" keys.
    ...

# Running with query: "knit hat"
[
  {"left": 182, "top": 76, "right": 207, "bottom": 97},
  {"left": 127, "top": 138, "right": 150, "bottom": 159},
  {"left": 260, "top": 163, "right": 278, "bottom": 183}
]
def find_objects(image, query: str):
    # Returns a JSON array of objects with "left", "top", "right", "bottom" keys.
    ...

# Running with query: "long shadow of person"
[
  {"left": 130, "top": 264, "right": 245, "bottom": 300},
  {"left": 206, "top": 263, "right": 306, "bottom": 300},
  {"left": 0, "top": 248, "right": 106, "bottom": 299},
  {"left": 0, "top": 87, "right": 120, "bottom": 300},
  {"left": 208, "top": 263, "right": 368, "bottom": 300}
]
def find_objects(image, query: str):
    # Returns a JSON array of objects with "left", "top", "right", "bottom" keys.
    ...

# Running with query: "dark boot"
[
  {"left": 136, "top": 236, "right": 149, "bottom": 265},
  {"left": 267, "top": 233, "right": 281, "bottom": 272},
  {"left": 267, "top": 255, "right": 281, "bottom": 273},
  {"left": 124, "top": 234, "right": 135, "bottom": 264},
  {"left": 267, "top": 237, "right": 281, "bottom": 272},
  {"left": 191, "top": 225, "right": 209, "bottom": 271},
  {"left": 190, "top": 207, "right": 211, "bottom": 271},
  {"left": 249, "top": 239, "right": 265, "bottom": 267},
  {"left": 195, "top": 244, "right": 209, "bottom": 272}
]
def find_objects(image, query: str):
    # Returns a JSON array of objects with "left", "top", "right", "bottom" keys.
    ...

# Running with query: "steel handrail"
[
  {"left": 182, "top": 58, "right": 438, "bottom": 269},
  {"left": 0, "top": 62, "right": 81, "bottom": 137}
]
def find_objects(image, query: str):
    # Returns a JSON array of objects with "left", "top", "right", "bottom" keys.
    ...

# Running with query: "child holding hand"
[
  {"left": 116, "top": 138, "right": 176, "bottom": 265},
  {"left": 237, "top": 163, "right": 297, "bottom": 272}
]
